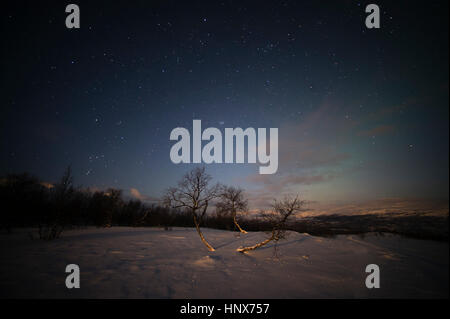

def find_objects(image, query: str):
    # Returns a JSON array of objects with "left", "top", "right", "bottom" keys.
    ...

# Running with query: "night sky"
[{"left": 1, "top": 1, "right": 448, "bottom": 210}]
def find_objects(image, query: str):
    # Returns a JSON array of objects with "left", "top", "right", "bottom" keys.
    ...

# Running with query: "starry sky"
[{"left": 1, "top": 1, "right": 448, "bottom": 210}]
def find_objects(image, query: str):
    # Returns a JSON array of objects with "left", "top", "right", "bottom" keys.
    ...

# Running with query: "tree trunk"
[
  {"left": 233, "top": 212, "right": 247, "bottom": 234},
  {"left": 237, "top": 231, "right": 275, "bottom": 253},
  {"left": 193, "top": 214, "right": 215, "bottom": 252}
]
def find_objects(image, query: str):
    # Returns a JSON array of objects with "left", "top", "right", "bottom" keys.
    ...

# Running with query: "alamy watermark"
[
  {"left": 65, "top": 264, "right": 80, "bottom": 289},
  {"left": 365, "top": 264, "right": 380, "bottom": 289},
  {"left": 169, "top": 120, "right": 278, "bottom": 174},
  {"left": 365, "top": 4, "right": 380, "bottom": 29}
]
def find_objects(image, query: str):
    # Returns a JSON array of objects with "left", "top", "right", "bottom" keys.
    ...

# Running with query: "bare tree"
[
  {"left": 40, "top": 166, "right": 74, "bottom": 240},
  {"left": 163, "top": 167, "right": 220, "bottom": 251},
  {"left": 217, "top": 186, "right": 248, "bottom": 233},
  {"left": 237, "top": 195, "right": 304, "bottom": 253}
]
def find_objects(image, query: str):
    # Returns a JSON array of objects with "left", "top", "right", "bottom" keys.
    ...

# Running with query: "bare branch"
[{"left": 237, "top": 194, "right": 305, "bottom": 252}]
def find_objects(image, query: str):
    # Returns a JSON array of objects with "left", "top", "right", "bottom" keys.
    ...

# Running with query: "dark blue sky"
[{"left": 1, "top": 0, "right": 448, "bottom": 209}]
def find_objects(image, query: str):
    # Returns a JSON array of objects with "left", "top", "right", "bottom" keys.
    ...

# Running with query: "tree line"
[
  {"left": 0, "top": 167, "right": 186, "bottom": 238},
  {"left": 0, "top": 166, "right": 303, "bottom": 251}
]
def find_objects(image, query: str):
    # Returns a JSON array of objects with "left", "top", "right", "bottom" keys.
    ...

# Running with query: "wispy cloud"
[
  {"left": 247, "top": 173, "right": 333, "bottom": 190},
  {"left": 278, "top": 101, "right": 353, "bottom": 170},
  {"left": 130, "top": 188, "right": 158, "bottom": 202},
  {"left": 358, "top": 124, "right": 395, "bottom": 137},
  {"left": 244, "top": 173, "right": 334, "bottom": 208}
]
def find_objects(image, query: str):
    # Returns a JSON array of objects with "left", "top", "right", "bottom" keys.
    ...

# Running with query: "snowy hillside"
[{"left": 0, "top": 227, "right": 447, "bottom": 298}]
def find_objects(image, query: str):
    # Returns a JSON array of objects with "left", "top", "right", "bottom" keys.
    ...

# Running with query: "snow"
[{"left": 0, "top": 227, "right": 448, "bottom": 298}]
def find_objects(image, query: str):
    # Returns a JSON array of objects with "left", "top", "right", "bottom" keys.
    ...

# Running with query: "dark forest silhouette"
[
  {"left": 0, "top": 167, "right": 262, "bottom": 241},
  {"left": 0, "top": 167, "right": 447, "bottom": 242}
]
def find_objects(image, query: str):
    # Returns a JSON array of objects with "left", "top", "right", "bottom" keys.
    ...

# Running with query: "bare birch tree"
[
  {"left": 217, "top": 186, "right": 248, "bottom": 233},
  {"left": 237, "top": 195, "right": 304, "bottom": 253},
  {"left": 163, "top": 167, "right": 220, "bottom": 251}
]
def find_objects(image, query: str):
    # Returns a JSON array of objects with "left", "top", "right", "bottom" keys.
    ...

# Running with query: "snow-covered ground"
[{"left": 0, "top": 227, "right": 448, "bottom": 298}]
